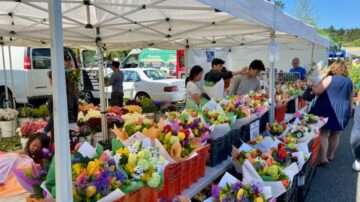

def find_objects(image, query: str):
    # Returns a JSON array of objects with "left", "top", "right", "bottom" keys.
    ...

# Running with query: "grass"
[{"left": 0, "top": 136, "right": 22, "bottom": 152}]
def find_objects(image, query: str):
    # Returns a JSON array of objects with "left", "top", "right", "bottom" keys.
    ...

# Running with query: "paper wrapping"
[{"left": 204, "top": 79, "right": 224, "bottom": 99}]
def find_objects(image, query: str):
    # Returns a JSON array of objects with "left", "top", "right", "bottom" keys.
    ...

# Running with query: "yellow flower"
[
  {"left": 254, "top": 197, "right": 264, "bottom": 202},
  {"left": 164, "top": 132, "right": 172, "bottom": 143},
  {"left": 116, "top": 148, "right": 129, "bottom": 156},
  {"left": 72, "top": 163, "right": 83, "bottom": 176},
  {"left": 125, "top": 164, "right": 135, "bottom": 174},
  {"left": 128, "top": 154, "right": 138, "bottom": 167},
  {"left": 178, "top": 132, "right": 185, "bottom": 141},
  {"left": 87, "top": 159, "right": 101, "bottom": 175},
  {"left": 86, "top": 186, "right": 97, "bottom": 198},
  {"left": 237, "top": 189, "right": 245, "bottom": 200}
]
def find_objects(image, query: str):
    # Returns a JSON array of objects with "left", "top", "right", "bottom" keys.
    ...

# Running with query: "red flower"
[
  {"left": 184, "top": 129, "right": 190, "bottom": 138},
  {"left": 164, "top": 125, "right": 172, "bottom": 133}
]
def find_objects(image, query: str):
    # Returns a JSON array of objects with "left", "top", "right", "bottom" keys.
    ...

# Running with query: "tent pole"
[
  {"left": 269, "top": 31, "right": 276, "bottom": 123},
  {"left": 1, "top": 44, "right": 9, "bottom": 108},
  {"left": 184, "top": 48, "right": 189, "bottom": 77},
  {"left": 8, "top": 46, "right": 16, "bottom": 109},
  {"left": 48, "top": 0, "right": 73, "bottom": 201},
  {"left": 95, "top": 29, "right": 108, "bottom": 142},
  {"left": 311, "top": 43, "right": 315, "bottom": 64}
]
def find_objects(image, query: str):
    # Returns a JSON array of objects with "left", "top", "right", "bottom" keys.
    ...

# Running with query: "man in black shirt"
[{"left": 204, "top": 58, "right": 248, "bottom": 83}]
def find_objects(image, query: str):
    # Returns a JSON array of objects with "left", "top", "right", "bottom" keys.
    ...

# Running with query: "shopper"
[
  {"left": 107, "top": 61, "right": 124, "bottom": 107},
  {"left": 290, "top": 57, "right": 307, "bottom": 80},
  {"left": 229, "top": 60, "right": 265, "bottom": 96},
  {"left": 19, "top": 133, "right": 50, "bottom": 165},
  {"left": 42, "top": 71, "right": 79, "bottom": 140},
  {"left": 351, "top": 99, "right": 360, "bottom": 171},
  {"left": 310, "top": 61, "right": 354, "bottom": 165},
  {"left": 185, "top": 65, "right": 204, "bottom": 106},
  {"left": 64, "top": 54, "right": 74, "bottom": 72}
]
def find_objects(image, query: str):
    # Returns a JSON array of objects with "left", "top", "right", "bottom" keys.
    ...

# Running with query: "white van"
[{"left": 0, "top": 46, "right": 101, "bottom": 108}]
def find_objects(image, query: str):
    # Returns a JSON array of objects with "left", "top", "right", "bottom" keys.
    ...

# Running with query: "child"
[{"left": 19, "top": 133, "right": 50, "bottom": 165}]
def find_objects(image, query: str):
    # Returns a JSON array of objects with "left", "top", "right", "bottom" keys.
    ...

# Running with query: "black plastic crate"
[
  {"left": 207, "top": 136, "right": 226, "bottom": 167},
  {"left": 259, "top": 111, "right": 269, "bottom": 133},
  {"left": 277, "top": 175, "right": 298, "bottom": 202},
  {"left": 207, "top": 129, "right": 241, "bottom": 167},
  {"left": 286, "top": 99, "right": 296, "bottom": 114}
]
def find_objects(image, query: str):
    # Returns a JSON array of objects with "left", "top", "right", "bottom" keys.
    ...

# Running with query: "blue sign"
[{"left": 206, "top": 50, "right": 215, "bottom": 63}]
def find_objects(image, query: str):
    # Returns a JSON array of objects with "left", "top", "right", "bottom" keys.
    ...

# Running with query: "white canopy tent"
[{"left": 0, "top": 0, "right": 330, "bottom": 201}]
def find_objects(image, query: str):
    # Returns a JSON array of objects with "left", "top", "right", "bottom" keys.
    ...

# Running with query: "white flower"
[{"left": 0, "top": 108, "right": 18, "bottom": 121}]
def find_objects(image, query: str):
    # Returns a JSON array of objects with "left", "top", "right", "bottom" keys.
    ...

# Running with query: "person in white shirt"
[{"left": 186, "top": 65, "right": 204, "bottom": 106}]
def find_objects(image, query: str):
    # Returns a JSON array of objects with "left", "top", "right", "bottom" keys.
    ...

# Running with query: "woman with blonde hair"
[{"left": 310, "top": 61, "right": 354, "bottom": 165}]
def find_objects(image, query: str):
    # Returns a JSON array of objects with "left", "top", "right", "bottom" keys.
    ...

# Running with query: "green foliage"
[
  {"left": 139, "top": 98, "right": 158, "bottom": 114},
  {"left": 18, "top": 106, "right": 33, "bottom": 118},
  {"left": 294, "top": 0, "right": 317, "bottom": 26},
  {"left": 349, "top": 62, "right": 360, "bottom": 90},
  {"left": 32, "top": 105, "right": 50, "bottom": 118},
  {"left": 321, "top": 27, "right": 360, "bottom": 47}
]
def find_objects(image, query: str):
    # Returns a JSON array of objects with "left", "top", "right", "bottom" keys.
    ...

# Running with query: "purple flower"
[
  {"left": 231, "top": 182, "right": 243, "bottom": 192},
  {"left": 211, "top": 185, "right": 221, "bottom": 200},
  {"left": 40, "top": 170, "right": 48, "bottom": 176},
  {"left": 249, "top": 181, "right": 263, "bottom": 193},
  {"left": 71, "top": 157, "right": 81, "bottom": 163},
  {"left": 201, "top": 133, "right": 209, "bottom": 143}
]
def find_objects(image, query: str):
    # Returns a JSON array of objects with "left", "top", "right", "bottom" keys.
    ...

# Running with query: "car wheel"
[
  {"left": 0, "top": 90, "right": 14, "bottom": 109},
  {"left": 135, "top": 92, "right": 150, "bottom": 101},
  {"left": 80, "top": 91, "right": 93, "bottom": 103}
]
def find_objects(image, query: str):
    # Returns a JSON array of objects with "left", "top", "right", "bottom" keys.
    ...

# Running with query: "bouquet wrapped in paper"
[
  {"left": 43, "top": 142, "right": 129, "bottom": 202},
  {"left": 201, "top": 100, "right": 235, "bottom": 140},
  {"left": 307, "top": 61, "right": 329, "bottom": 85},
  {"left": 204, "top": 79, "right": 225, "bottom": 99},
  {"left": 205, "top": 172, "right": 273, "bottom": 202},
  {"left": 114, "top": 136, "right": 167, "bottom": 190},
  {"left": 115, "top": 113, "right": 155, "bottom": 141},
  {"left": 231, "top": 141, "right": 299, "bottom": 197}
]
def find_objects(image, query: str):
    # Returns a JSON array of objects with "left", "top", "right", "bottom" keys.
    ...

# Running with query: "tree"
[
  {"left": 294, "top": 0, "right": 317, "bottom": 26},
  {"left": 274, "top": 0, "right": 285, "bottom": 10}
]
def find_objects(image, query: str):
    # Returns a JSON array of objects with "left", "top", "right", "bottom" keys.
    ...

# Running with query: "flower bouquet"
[
  {"left": 231, "top": 143, "right": 299, "bottom": 197},
  {"left": 19, "top": 120, "right": 47, "bottom": 138},
  {"left": 0, "top": 108, "right": 18, "bottom": 121},
  {"left": 307, "top": 61, "right": 329, "bottom": 85},
  {"left": 267, "top": 121, "right": 287, "bottom": 136},
  {"left": 209, "top": 172, "right": 270, "bottom": 202},
  {"left": 78, "top": 109, "right": 102, "bottom": 133},
  {"left": 107, "top": 106, "right": 127, "bottom": 116},
  {"left": 158, "top": 124, "right": 196, "bottom": 160},
  {"left": 178, "top": 118, "right": 210, "bottom": 144},
  {"left": 42, "top": 142, "right": 129, "bottom": 201},
  {"left": 123, "top": 105, "right": 143, "bottom": 114},
  {"left": 270, "top": 143, "right": 298, "bottom": 168},
  {"left": 79, "top": 103, "right": 99, "bottom": 114},
  {"left": 114, "top": 138, "right": 167, "bottom": 190},
  {"left": 106, "top": 113, "right": 124, "bottom": 129},
  {"left": 300, "top": 113, "right": 319, "bottom": 124},
  {"left": 114, "top": 113, "right": 154, "bottom": 141},
  {"left": 201, "top": 100, "right": 235, "bottom": 140},
  {"left": 160, "top": 102, "right": 177, "bottom": 113}
]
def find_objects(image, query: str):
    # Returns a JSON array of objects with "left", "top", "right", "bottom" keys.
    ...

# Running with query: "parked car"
[{"left": 106, "top": 68, "right": 185, "bottom": 102}]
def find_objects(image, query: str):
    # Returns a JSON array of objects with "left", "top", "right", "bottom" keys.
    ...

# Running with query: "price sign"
[{"left": 250, "top": 120, "right": 260, "bottom": 141}]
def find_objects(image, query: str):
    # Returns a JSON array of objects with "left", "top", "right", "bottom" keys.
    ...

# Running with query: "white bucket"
[
  {"left": 91, "top": 132, "right": 104, "bottom": 147},
  {"left": 21, "top": 137, "right": 29, "bottom": 149},
  {"left": 0, "top": 120, "right": 17, "bottom": 138}
]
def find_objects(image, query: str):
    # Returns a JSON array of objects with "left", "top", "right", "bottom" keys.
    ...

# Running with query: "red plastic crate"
[
  {"left": 196, "top": 144, "right": 210, "bottom": 178},
  {"left": 275, "top": 104, "right": 287, "bottom": 122},
  {"left": 115, "top": 186, "right": 158, "bottom": 202},
  {"left": 159, "top": 163, "right": 182, "bottom": 201}
]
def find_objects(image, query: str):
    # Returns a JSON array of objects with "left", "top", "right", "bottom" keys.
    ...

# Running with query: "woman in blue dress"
[{"left": 310, "top": 61, "right": 354, "bottom": 165}]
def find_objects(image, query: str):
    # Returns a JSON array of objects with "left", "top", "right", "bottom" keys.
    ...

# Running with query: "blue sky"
[{"left": 281, "top": 0, "right": 360, "bottom": 29}]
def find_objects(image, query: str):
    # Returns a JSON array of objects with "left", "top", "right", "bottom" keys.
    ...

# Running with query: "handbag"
[{"left": 301, "top": 87, "right": 315, "bottom": 102}]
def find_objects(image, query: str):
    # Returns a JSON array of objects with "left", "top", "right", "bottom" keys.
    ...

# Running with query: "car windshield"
[{"left": 143, "top": 70, "right": 166, "bottom": 80}]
